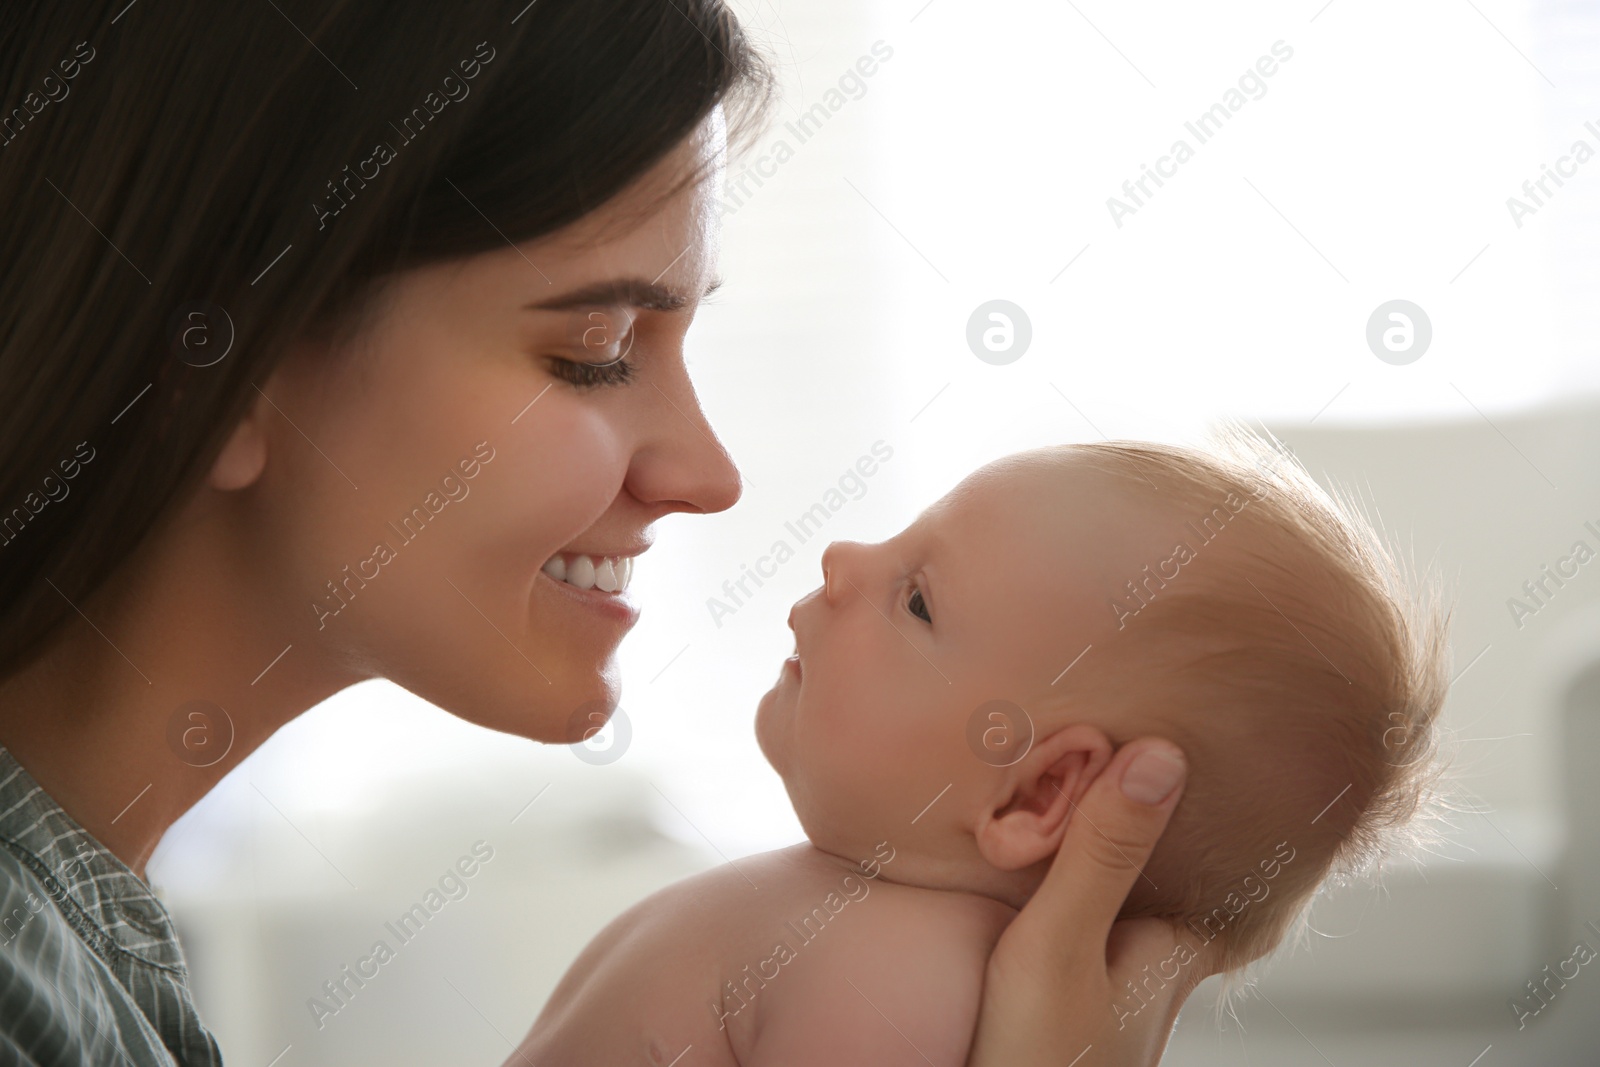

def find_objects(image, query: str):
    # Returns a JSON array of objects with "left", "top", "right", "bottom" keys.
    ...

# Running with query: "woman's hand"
[{"left": 967, "top": 738, "right": 1199, "bottom": 1067}]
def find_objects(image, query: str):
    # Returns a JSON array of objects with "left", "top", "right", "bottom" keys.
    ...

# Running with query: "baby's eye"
[{"left": 907, "top": 586, "right": 931, "bottom": 624}]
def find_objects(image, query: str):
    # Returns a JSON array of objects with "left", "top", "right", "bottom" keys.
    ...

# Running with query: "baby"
[{"left": 516, "top": 426, "right": 1449, "bottom": 1066}]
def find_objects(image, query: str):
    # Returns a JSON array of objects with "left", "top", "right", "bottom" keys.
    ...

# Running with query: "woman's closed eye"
[
  {"left": 907, "top": 585, "right": 931, "bottom": 624},
  {"left": 543, "top": 305, "right": 640, "bottom": 388},
  {"left": 545, "top": 355, "right": 637, "bottom": 389}
]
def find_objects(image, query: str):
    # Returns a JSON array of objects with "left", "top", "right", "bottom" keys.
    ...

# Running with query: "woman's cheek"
[{"left": 505, "top": 398, "right": 628, "bottom": 548}]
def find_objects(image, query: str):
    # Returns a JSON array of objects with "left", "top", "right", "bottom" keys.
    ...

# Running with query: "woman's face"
[{"left": 250, "top": 122, "right": 739, "bottom": 743}]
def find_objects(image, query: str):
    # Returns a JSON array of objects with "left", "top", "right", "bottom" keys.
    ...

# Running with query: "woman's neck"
[{"left": 0, "top": 494, "right": 362, "bottom": 877}]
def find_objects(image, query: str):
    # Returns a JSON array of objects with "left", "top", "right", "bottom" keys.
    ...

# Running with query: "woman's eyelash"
[
  {"left": 907, "top": 585, "right": 931, "bottom": 624},
  {"left": 547, "top": 356, "right": 636, "bottom": 389}
]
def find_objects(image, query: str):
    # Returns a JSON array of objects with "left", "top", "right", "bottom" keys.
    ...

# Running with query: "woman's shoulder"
[
  {"left": 0, "top": 841, "right": 76, "bottom": 957},
  {"left": 0, "top": 844, "right": 186, "bottom": 1064}
]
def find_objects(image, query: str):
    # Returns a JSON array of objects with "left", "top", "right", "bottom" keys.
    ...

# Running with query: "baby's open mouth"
[{"left": 540, "top": 552, "right": 634, "bottom": 594}]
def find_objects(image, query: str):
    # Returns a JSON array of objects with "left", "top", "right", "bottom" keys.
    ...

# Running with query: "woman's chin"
[{"left": 446, "top": 679, "right": 620, "bottom": 747}]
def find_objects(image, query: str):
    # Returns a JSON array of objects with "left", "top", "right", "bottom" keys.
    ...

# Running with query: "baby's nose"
[{"left": 820, "top": 540, "right": 866, "bottom": 603}]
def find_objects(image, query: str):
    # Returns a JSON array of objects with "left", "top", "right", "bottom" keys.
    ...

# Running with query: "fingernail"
[{"left": 1122, "top": 746, "right": 1185, "bottom": 805}]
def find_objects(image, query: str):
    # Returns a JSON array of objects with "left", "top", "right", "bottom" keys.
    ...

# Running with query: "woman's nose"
[{"left": 629, "top": 373, "right": 743, "bottom": 516}]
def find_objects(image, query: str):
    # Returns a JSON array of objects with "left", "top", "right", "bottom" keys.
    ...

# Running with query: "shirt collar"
[{"left": 0, "top": 746, "right": 188, "bottom": 971}]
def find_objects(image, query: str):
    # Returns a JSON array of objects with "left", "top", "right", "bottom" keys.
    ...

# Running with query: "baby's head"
[{"left": 756, "top": 426, "right": 1449, "bottom": 979}]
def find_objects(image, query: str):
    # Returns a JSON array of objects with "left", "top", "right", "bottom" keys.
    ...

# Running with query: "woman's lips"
[{"left": 536, "top": 568, "right": 640, "bottom": 628}]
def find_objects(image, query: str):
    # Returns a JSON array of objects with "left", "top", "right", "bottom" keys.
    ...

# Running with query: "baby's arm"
[{"left": 746, "top": 890, "right": 1015, "bottom": 1067}]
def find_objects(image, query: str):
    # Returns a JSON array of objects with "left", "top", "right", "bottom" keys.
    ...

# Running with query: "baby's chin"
[
  {"left": 769, "top": 784, "right": 858, "bottom": 859},
  {"left": 752, "top": 695, "right": 787, "bottom": 778}
]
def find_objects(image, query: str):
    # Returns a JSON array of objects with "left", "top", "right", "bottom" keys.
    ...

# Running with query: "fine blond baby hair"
[{"left": 1055, "top": 423, "right": 1451, "bottom": 993}]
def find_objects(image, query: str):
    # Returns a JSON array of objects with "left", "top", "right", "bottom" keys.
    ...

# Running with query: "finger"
[
  {"left": 1032, "top": 737, "right": 1187, "bottom": 950},
  {"left": 1106, "top": 915, "right": 1190, "bottom": 977},
  {"left": 1107, "top": 917, "right": 1204, "bottom": 1034}
]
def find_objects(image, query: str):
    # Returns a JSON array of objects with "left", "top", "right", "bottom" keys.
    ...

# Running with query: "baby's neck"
[{"left": 803, "top": 839, "right": 1037, "bottom": 912}]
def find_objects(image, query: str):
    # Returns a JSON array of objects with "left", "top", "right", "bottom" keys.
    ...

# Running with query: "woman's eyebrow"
[{"left": 524, "top": 275, "right": 722, "bottom": 313}]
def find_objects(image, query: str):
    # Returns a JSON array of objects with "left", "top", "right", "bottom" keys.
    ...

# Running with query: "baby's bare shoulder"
[
  {"left": 746, "top": 879, "right": 1018, "bottom": 1066},
  {"left": 541, "top": 843, "right": 870, "bottom": 1003},
  {"left": 847, "top": 877, "right": 1017, "bottom": 954}
]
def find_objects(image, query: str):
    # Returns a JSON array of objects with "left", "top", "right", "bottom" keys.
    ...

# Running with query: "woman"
[{"left": 0, "top": 2, "right": 1199, "bottom": 1063}]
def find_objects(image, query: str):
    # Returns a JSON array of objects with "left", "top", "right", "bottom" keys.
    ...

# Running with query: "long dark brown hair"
[{"left": 0, "top": 0, "right": 774, "bottom": 678}]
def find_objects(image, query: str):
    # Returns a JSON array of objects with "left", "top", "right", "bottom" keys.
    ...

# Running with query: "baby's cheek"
[
  {"left": 800, "top": 694, "right": 876, "bottom": 788},
  {"left": 850, "top": 695, "right": 937, "bottom": 797}
]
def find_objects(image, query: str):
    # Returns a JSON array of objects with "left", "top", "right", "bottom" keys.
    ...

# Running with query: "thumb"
[{"left": 1033, "top": 737, "right": 1187, "bottom": 953}]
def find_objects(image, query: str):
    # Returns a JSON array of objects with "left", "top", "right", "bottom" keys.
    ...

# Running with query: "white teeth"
[
  {"left": 567, "top": 555, "right": 596, "bottom": 591},
  {"left": 543, "top": 553, "right": 633, "bottom": 594}
]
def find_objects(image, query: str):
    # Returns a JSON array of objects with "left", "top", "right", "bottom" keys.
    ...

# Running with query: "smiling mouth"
[{"left": 540, "top": 552, "right": 634, "bottom": 595}]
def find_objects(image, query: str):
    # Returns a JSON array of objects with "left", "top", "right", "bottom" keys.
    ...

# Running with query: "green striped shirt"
[{"left": 0, "top": 747, "right": 222, "bottom": 1065}]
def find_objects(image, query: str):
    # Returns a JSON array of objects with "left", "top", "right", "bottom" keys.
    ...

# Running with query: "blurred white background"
[{"left": 151, "top": 0, "right": 1600, "bottom": 1063}]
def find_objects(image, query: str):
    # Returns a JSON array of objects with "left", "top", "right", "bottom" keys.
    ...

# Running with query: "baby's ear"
[{"left": 974, "top": 723, "right": 1113, "bottom": 872}]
